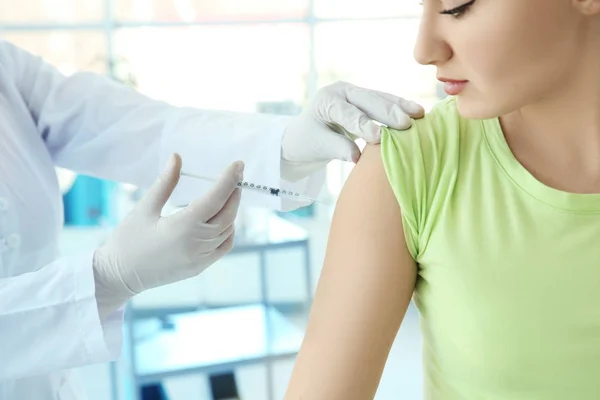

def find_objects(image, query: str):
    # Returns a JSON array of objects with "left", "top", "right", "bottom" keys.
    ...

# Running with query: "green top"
[{"left": 381, "top": 97, "right": 600, "bottom": 399}]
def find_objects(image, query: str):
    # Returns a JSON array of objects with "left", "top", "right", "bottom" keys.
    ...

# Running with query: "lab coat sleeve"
[
  {"left": 1, "top": 39, "right": 324, "bottom": 211},
  {"left": 0, "top": 252, "right": 123, "bottom": 381}
]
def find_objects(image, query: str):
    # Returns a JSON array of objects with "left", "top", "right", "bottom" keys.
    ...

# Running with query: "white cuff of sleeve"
[{"left": 74, "top": 251, "right": 124, "bottom": 363}]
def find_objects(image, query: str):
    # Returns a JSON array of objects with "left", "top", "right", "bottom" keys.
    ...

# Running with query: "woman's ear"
[{"left": 572, "top": 0, "right": 600, "bottom": 16}]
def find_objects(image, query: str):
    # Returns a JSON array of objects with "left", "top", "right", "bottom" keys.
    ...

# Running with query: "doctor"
[{"left": 0, "top": 39, "right": 424, "bottom": 399}]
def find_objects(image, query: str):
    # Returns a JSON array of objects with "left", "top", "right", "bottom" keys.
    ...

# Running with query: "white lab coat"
[{"left": 0, "top": 40, "right": 324, "bottom": 399}]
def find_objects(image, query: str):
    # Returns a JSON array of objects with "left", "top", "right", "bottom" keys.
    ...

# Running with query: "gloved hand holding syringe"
[
  {"left": 94, "top": 157, "right": 326, "bottom": 321},
  {"left": 180, "top": 170, "right": 327, "bottom": 204}
]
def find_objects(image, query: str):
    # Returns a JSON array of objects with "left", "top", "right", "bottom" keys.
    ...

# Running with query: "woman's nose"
[{"left": 413, "top": 17, "right": 452, "bottom": 66}]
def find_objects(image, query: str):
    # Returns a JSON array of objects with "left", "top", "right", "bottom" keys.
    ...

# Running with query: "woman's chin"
[{"left": 454, "top": 94, "right": 507, "bottom": 120}]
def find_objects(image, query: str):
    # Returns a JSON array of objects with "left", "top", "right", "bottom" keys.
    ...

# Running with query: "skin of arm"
[{"left": 283, "top": 144, "right": 418, "bottom": 400}]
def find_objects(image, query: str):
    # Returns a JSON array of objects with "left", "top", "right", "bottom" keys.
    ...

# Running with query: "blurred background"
[{"left": 0, "top": 1, "right": 445, "bottom": 399}]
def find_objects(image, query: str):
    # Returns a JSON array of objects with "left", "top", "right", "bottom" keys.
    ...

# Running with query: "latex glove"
[
  {"left": 281, "top": 81, "right": 425, "bottom": 181},
  {"left": 93, "top": 153, "right": 242, "bottom": 320}
]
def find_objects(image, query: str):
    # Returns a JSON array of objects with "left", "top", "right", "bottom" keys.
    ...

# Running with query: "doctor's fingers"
[
  {"left": 207, "top": 183, "right": 241, "bottom": 227},
  {"left": 190, "top": 230, "right": 236, "bottom": 272},
  {"left": 186, "top": 161, "right": 244, "bottom": 223},
  {"left": 193, "top": 224, "right": 236, "bottom": 254},
  {"left": 368, "top": 89, "right": 425, "bottom": 120},
  {"left": 343, "top": 86, "right": 415, "bottom": 132},
  {"left": 172, "top": 180, "right": 241, "bottom": 233},
  {"left": 141, "top": 153, "right": 183, "bottom": 215},
  {"left": 323, "top": 101, "right": 381, "bottom": 143}
]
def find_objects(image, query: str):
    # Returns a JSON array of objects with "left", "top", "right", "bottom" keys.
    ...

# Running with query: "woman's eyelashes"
[{"left": 439, "top": 0, "right": 477, "bottom": 19}]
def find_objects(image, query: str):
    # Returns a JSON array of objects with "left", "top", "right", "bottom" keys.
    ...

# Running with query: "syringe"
[{"left": 180, "top": 171, "right": 326, "bottom": 204}]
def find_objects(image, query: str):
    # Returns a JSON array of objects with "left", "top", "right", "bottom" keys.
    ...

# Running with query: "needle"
[{"left": 180, "top": 171, "right": 327, "bottom": 204}]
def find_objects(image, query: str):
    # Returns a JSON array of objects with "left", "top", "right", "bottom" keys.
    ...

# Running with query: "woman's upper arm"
[{"left": 284, "top": 144, "right": 417, "bottom": 400}]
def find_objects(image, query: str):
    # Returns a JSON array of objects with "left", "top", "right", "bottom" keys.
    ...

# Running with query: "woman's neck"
[{"left": 500, "top": 45, "right": 600, "bottom": 193}]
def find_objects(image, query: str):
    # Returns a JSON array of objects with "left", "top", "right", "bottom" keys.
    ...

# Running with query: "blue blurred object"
[
  {"left": 140, "top": 384, "right": 168, "bottom": 400},
  {"left": 277, "top": 203, "right": 314, "bottom": 219},
  {"left": 63, "top": 175, "right": 118, "bottom": 226}
]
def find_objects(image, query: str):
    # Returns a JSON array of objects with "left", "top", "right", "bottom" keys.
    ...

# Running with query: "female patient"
[{"left": 284, "top": 0, "right": 600, "bottom": 399}]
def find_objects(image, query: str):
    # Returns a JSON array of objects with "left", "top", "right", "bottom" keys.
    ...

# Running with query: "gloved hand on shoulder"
[{"left": 281, "top": 81, "right": 425, "bottom": 181}]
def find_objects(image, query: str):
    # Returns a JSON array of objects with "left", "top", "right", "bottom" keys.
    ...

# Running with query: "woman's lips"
[{"left": 438, "top": 78, "right": 469, "bottom": 96}]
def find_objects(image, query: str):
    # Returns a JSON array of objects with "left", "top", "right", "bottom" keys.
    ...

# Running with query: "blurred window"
[{"left": 0, "top": 0, "right": 435, "bottom": 199}]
